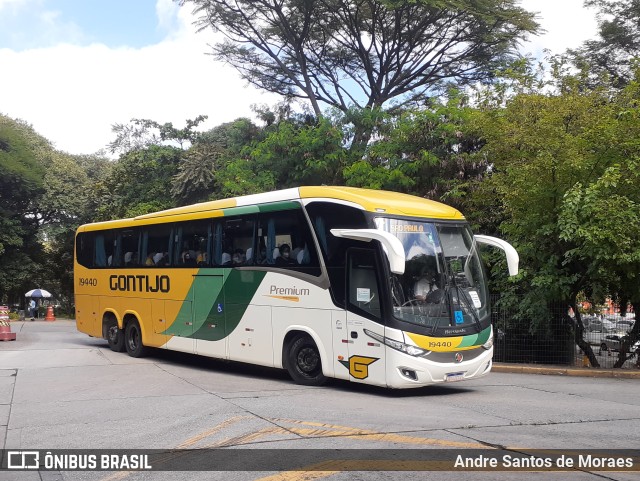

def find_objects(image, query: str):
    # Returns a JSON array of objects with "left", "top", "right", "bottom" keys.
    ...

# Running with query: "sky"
[{"left": 0, "top": 0, "right": 599, "bottom": 156}]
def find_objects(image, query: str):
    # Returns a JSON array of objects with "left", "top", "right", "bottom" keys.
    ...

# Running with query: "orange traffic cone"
[
  {"left": 0, "top": 321, "right": 16, "bottom": 341},
  {"left": 0, "top": 305, "right": 16, "bottom": 341},
  {"left": 45, "top": 305, "right": 56, "bottom": 322}
]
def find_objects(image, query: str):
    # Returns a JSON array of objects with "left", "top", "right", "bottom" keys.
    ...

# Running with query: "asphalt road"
[{"left": 1, "top": 320, "right": 638, "bottom": 481}]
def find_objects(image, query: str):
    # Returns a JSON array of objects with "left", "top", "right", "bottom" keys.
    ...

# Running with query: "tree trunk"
[
  {"left": 614, "top": 299, "right": 640, "bottom": 368},
  {"left": 349, "top": 124, "right": 373, "bottom": 158},
  {"left": 570, "top": 301, "right": 600, "bottom": 368}
]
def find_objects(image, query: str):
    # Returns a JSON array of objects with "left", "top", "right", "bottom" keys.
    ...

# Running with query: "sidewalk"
[{"left": 493, "top": 362, "right": 640, "bottom": 379}]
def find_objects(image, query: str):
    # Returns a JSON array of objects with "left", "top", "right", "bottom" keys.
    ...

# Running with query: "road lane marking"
[{"left": 176, "top": 415, "right": 250, "bottom": 448}]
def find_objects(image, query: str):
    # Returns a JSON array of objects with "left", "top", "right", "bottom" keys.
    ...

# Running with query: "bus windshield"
[{"left": 374, "top": 218, "right": 489, "bottom": 331}]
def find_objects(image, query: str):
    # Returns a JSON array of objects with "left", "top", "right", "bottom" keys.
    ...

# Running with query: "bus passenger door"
[
  {"left": 193, "top": 274, "right": 226, "bottom": 359},
  {"left": 344, "top": 248, "right": 386, "bottom": 386},
  {"left": 226, "top": 270, "right": 271, "bottom": 366}
]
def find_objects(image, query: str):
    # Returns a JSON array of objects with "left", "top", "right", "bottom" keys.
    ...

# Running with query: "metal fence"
[{"left": 490, "top": 297, "right": 638, "bottom": 370}]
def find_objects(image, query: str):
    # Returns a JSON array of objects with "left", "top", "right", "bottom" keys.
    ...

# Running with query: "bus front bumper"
[{"left": 385, "top": 346, "right": 493, "bottom": 389}]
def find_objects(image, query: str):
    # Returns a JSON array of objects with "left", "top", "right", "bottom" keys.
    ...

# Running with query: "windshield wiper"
[{"left": 444, "top": 257, "right": 482, "bottom": 333}]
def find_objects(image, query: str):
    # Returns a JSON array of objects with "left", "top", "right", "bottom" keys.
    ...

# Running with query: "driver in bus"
[{"left": 414, "top": 270, "right": 443, "bottom": 303}]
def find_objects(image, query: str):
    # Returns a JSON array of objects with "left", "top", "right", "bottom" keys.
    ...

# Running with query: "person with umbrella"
[
  {"left": 28, "top": 298, "right": 36, "bottom": 320},
  {"left": 25, "top": 289, "right": 53, "bottom": 320}
]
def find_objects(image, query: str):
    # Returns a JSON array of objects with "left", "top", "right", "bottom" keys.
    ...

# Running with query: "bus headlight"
[
  {"left": 482, "top": 334, "right": 494, "bottom": 350},
  {"left": 364, "top": 329, "right": 430, "bottom": 358}
]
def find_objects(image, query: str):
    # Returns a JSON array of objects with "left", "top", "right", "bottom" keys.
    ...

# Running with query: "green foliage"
[
  {"left": 566, "top": 0, "right": 640, "bottom": 88},
  {"left": 344, "top": 96, "right": 487, "bottom": 209},
  {"left": 248, "top": 117, "right": 350, "bottom": 188},
  {"left": 471, "top": 68, "right": 640, "bottom": 362},
  {"left": 0, "top": 116, "right": 46, "bottom": 217},
  {"left": 108, "top": 116, "right": 208, "bottom": 154},
  {"left": 0, "top": 116, "right": 48, "bottom": 302},
  {"left": 95, "top": 145, "right": 182, "bottom": 220},
  {"left": 171, "top": 118, "right": 263, "bottom": 204},
  {"left": 181, "top": 0, "right": 539, "bottom": 150}
]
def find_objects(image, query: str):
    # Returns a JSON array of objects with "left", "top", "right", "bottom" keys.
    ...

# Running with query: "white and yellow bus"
[{"left": 74, "top": 186, "right": 518, "bottom": 388}]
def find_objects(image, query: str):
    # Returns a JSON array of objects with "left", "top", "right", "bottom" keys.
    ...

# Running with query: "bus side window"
[
  {"left": 142, "top": 224, "right": 173, "bottom": 267},
  {"left": 94, "top": 233, "right": 115, "bottom": 267},
  {"left": 256, "top": 209, "right": 321, "bottom": 276},
  {"left": 114, "top": 228, "right": 139, "bottom": 267},
  {"left": 175, "top": 220, "right": 210, "bottom": 267},
  {"left": 222, "top": 216, "right": 255, "bottom": 267},
  {"left": 347, "top": 249, "right": 382, "bottom": 320},
  {"left": 76, "top": 232, "right": 93, "bottom": 268}
]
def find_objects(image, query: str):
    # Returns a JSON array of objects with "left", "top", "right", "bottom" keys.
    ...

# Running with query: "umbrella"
[{"left": 25, "top": 289, "right": 53, "bottom": 298}]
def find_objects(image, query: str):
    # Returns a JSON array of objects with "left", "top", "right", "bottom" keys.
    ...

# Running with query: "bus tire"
[
  {"left": 125, "top": 320, "right": 148, "bottom": 358},
  {"left": 105, "top": 318, "right": 125, "bottom": 352},
  {"left": 285, "top": 334, "right": 327, "bottom": 386}
]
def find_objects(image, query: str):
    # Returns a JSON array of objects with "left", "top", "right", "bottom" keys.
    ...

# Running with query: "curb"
[{"left": 493, "top": 363, "right": 640, "bottom": 379}]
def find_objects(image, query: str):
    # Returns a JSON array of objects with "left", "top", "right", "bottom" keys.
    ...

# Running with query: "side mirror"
[
  {"left": 475, "top": 235, "right": 519, "bottom": 276},
  {"left": 330, "top": 228, "right": 406, "bottom": 274}
]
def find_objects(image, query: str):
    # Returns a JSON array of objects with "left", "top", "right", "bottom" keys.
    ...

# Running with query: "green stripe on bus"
[
  {"left": 458, "top": 326, "right": 491, "bottom": 348},
  {"left": 221, "top": 201, "right": 300, "bottom": 217},
  {"left": 476, "top": 326, "right": 491, "bottom": 345},
  {"left": 163, "top": 269, "right": 267, "bottom": 341},
  {"left": 192, "top": 269, "right": 266, "bottom": 341}
]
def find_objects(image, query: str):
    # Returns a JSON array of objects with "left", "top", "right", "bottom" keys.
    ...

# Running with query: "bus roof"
[{"left": 78, "top": 186, "right": 464, "bottom": 231}]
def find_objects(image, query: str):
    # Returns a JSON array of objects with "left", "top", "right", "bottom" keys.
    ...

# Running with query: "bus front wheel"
[
  {"left": 105, "top": 319, "right": 125, "bottom": 352},
  {"left": 125, "top": 320, "right": 148, "bottom": 358},
  {"left": 286, "top": 335, "right": 327, "bottom": 386}
]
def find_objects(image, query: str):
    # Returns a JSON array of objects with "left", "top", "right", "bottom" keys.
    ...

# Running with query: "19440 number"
[{"left": 79, "top": 278, "right": 98, "bottom": 287}]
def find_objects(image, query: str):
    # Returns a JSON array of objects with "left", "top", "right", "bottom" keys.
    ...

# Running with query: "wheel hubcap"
[
  {"left": 108, "top": 326, "right": 118, "bottom": 342},
  {"left": 129, "top": 329, "right": 138, "bottom": 350},
  {"left": 297, "top": 347, "right": 319, "bottom": 373}
]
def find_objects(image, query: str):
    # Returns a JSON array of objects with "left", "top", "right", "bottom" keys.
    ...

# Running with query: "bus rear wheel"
[
  {"left": 105, "top": 319, "right": 125, "bottom": 352},
  {"left": 286, "top": 335, "right": 326, "bottom": 386},
  {"left": 125, "top": 320, "right": 148, "bottom": 358}
]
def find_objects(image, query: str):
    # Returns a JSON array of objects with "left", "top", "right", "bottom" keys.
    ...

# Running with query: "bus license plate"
[{"left": 445, "top": 372, "right": 465, "bottom": 382}]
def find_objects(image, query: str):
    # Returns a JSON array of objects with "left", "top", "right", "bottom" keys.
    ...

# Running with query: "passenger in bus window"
[
  {"left": 414, "top": 270, "right": 443, "bottom": 303},
  {"left": 196, "top": 251, "right": 207, "bottom": 266},
  {"left": 145, "top": 253, "right": 155, "bottom": 266},
  {"left": 232, "top": 248, "right": 245, "bottom": 265},
  {"left": 124, "top": 252, "right": 133, "bottom": 266},
  {"left": 153, "top": 252, "right": 165, "bottom": 265},
  {"left": 183, "top": 252, "right": 197, "bottom": 267},
  {"left": 277, "top": 244, "right": 296, "bottom": 265},
  {"left": 258, "top": 246, "right": 268, "bottom": 264}
]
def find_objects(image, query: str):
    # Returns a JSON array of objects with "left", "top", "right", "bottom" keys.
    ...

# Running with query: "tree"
[
  {"left": 249, "top": 116, "right": 350, "bottom": 187},
  {"left": 344, "top": 92, "right": 487, "bottom": 207},
  {"left": 95, "top": 145, "right": 182, "bottom": 220},
  {"left": 171, "top": 118, "right": 262, "bottom": 204},
  {"left": 472, "top": 70, "right": 640, "bottom": 367},
  {"left": 108, "top": 116, "right": 208, "bottom": 155},
  {"left": 567, "top": 0, "right": 640, "bottom": 87},
  {"left": 180, "top": 0, "right": 538, "bottom": 152},
  {"left": 0, "top": 116, "right": 49, "bottom": 303}
]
